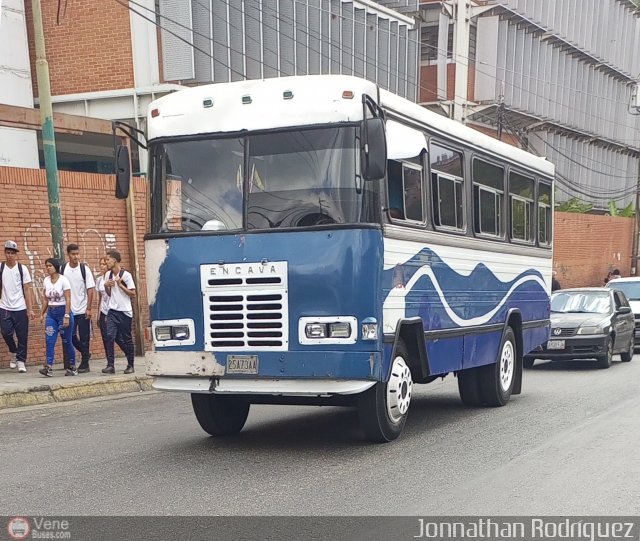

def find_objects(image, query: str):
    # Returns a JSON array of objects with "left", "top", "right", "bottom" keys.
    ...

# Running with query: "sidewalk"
[{"left": 0, "top": 356, "right": 153, "bottom": 410}]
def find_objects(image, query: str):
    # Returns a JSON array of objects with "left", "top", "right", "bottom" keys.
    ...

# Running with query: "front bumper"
[
  {"left": 525, "top": 334, "right": 608, "bottom": 360},
  {"left": 152, "top": 376, "right": 376, "bottom": 396}
]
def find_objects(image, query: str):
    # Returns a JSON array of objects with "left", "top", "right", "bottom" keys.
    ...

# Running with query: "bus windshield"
[{"left": 149, "top": 126, "right": 379, "bottom": 233}]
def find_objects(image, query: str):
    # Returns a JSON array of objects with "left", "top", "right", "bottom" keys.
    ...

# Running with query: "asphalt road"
[{"left": 2, "top": 356, "right": 640, "bottom": 516}]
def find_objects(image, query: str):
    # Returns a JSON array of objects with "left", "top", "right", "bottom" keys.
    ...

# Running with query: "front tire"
[
  {"left": 620, "top": 335, "right": 634, "bottom": 363},
  {"left": 191, "top": 393, "right": 250, "bottom": 436},
  {"left": 458, "top": 368, "right": 483, "bottom": 407},
  {"left": 597, "top": 336, "right": 613, "bottom": 369},
  {"left": 358, "top": 342, "right": 413, "bottom": 442}
]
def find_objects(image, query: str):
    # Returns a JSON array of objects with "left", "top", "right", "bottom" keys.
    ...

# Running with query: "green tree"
[{"left": 556, "top": 197, "right": 593, "bottom": 213}]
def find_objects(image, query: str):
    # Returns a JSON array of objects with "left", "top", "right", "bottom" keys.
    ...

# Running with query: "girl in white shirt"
[
  {"left": 95, "top": 257, "right": 112, "bottom": 363},
  {"left": 38, "top": 258, "right": 77, "bottom": 377}
]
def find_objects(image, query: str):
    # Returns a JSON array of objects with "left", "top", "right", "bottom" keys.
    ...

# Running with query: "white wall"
[{"left": 0, "top": 0, "right": 39, "bottom": 168}]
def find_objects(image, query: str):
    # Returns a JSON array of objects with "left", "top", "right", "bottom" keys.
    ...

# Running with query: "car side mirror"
[{"left": 617, "top": 306, "right": 632, "bottom": 314}]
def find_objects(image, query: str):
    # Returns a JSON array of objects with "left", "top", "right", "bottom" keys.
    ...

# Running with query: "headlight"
[
  {"left": 152, "top": 319, "right": 195, "bottom": 346},
  {"left": 172, "top": 325, "right": 190, "bottom": 340},
  {"left": 155, "top": 326, "right": 172, "bottom": 341},
  {"left": 299, "top": 317, "right": 357, "bottom": 344},
  {"left": 577, "top": 326, "right": 605, "bottom": 335},
  {"left": 328, "top": 322, "right": 351, "bottom": 338},
  {"left": 305, "top": 323, "right": 327, "bottom": 339}
]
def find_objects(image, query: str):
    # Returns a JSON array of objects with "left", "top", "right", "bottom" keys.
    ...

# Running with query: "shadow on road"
[
  {"left": 163, "top": 391, "right": 502, "bottom": 455},
  {"left": 526, "top": 359, "right": 626, "bottom": 371}
]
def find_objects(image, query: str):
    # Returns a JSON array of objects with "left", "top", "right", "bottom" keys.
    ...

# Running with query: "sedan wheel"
[
  {"left": 597, "top": 336, "right": 613, "bottom": 369},
  {"left": 620, "top": 335, "right": 634, "bottom": 363}
]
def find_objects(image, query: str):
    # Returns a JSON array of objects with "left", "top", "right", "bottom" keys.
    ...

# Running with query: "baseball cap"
[{"left": 4, "top": 240, "right": 19, "bottom": 252}]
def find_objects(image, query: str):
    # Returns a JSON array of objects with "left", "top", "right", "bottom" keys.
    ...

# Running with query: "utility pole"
[
  {"left": 31, "top": 0, "right": 64, "bottom": 260},
  {"left": 453, "top": 0, "right": 471, "bottom": 123}
]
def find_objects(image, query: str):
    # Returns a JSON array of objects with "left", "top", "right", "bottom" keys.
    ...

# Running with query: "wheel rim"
[
  {"left": 499, "top": 340, "right": 515, "bottom": 392},
  {"left": 607, "top": 340, "right": 613, "bottom": 361},
  {"left": 386, "top": 356, "right": 412, "bottom": 423}
]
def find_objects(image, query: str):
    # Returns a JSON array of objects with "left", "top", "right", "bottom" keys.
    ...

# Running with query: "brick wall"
[
  {"left": 553, "top": 212, "right": 634, "bottom": 289},
  {"left": 24, "top": 0, "right": 135, "bottom": 96},
  {"left": 0, "top": 167, "right": 148, "bottom": 368}
]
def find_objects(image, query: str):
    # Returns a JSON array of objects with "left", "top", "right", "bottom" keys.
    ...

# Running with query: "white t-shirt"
[
  {"left": 62, "top": 263, "right": 96, "bottom": 315},
  {"left": 105, "top": 269, "right": 136, "bottom": 318},
  {"left": 0, "top": 263, "right": 33, "bottom": 311},
  {"left": 95, "top": 276, "right": 110, "bottom": 316},
  {"left": 43, "top": 275, "right": 71, "bottom": 307}
]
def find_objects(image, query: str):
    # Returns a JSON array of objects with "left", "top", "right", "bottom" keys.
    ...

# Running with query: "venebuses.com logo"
[{"left": 6, "top": 517, "right": 31, "bottom": 540}]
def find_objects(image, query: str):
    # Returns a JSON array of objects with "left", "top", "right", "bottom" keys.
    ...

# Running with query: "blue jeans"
[
  {"left": 45, "top": 306, "right": 75, "bottom": 367},
  {"left": 0, "top": 309, "right": 29, "bottom": 363}
]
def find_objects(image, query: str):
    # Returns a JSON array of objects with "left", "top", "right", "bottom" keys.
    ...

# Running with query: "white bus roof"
[{"left": 147, "top": 75, "right": 554, "bottom": 177}]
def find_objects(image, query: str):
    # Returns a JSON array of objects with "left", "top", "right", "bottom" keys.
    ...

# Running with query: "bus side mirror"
[
  {"left": 361, "top": 117, "right": 387, "bottom": 181},
  {"left": 115, "top": 145, "right": 131, "bottom": 199}
]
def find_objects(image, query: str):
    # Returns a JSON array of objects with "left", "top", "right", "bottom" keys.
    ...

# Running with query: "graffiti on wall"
[{"left": 21, "top": 224, "right": 117, "bottom": 308}]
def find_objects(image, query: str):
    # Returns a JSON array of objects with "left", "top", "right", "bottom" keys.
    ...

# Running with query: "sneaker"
[
  {"left": 102, "top": 365, "right": 115, "bottom": 374},
  {"left": 9, "top": 353, "right": 17, "bottom": 369},
  {"left": 39, "top": 365, "right": 53, "bottom": 377},
  {"left": 65, "top": 367, "right": 78, "bottom": 376},
  {"left": 78, "top": 363, "right": 90, "bottom": 373},
  {"left": 17, "top": 361, "right": 26, "bottom": 373},
  {"left": 124, "top": 365, "right": 135, "bottom": 374}
]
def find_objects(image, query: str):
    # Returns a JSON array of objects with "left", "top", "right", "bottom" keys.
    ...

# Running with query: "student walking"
[
  {"left": 0, "top": 240, "right": 35, "bottom": 373},
  {"left": 94, "top": 257, "right": 113, "bottom": 365},
  {"left": 102, "top": 250, "right": 136, "bottom": 374},
  {"left": 61, "top": 243, "right": 95, "bottom": 372},
  {"left": 38, "top": 258, "right": 77, "bottom": 377}
]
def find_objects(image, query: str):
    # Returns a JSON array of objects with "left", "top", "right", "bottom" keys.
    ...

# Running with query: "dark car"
[
  {"left": 524, "top": 287, "right": 634, "bottom": 369},
  {"left": 605, "top": 277, "right": 640, "bottom": 349}
]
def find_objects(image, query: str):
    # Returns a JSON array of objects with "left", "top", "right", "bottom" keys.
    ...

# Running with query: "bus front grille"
[{"left": 200, "top": 262, "right": 289, "bottom": 351}]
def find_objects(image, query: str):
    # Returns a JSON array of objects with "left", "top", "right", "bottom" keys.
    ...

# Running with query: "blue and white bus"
[{"left": 136, "top": 75, "right": 554, "bottom": 442}]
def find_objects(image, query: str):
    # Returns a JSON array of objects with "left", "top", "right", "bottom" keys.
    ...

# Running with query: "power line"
[{"left": 118, "top": 0, "right": 639, "bottom": 202}]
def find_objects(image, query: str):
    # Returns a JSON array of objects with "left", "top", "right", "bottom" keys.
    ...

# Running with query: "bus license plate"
[
  {"left": 227, "top": 355, "right": 259, "bottom": 374},
  {"left": 547, "top": 340, "right": 565, "bottom": 350}
]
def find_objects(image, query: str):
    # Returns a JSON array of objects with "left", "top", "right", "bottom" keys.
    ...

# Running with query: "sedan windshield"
[
  {"left": 607, "top": 281, "right": 640, "bottom": 301},
  {"left": 149, "top": 126, "right": 379, "bottom": 233},
  {"left": 551, "top": 292, "right": 611, "bottom": 314}
]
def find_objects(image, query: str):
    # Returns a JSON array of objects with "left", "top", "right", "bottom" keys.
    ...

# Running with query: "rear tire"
[
  {"left": 358, "top": 341, "right": 412, "bottom": 442},
  {"left": 191, "top": 393, "right": 250, "bottom": 436},
  {"left": 478, "top": 327, "right": 517, "bottom": 407},
  {"left": 597, "top": 336, "right": 613, "bottom": 369},
  {"left": 620, "top": 335, "right": 634, "bottom": 363}
]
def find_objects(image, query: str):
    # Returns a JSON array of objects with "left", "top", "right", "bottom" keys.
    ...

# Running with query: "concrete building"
[
  {"left": 419, "top": 0, "right": 640, "bottom": 210},
  {"left": 5, "top": 0, "right": 420, "bottom": 173},
  {"left": 0, "top": 0, "right": 39, "bottom": 168}
]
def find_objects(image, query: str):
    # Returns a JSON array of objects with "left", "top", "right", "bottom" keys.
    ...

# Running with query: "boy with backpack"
[
  {"left": 102, "top": 249, "right": 136, "bottom": 374},
  {"left": 0, "top": 240, "right": 35, "bottom": 372},
  {"left": 61, "top": 243, "right": 95, "bottom": 372}
]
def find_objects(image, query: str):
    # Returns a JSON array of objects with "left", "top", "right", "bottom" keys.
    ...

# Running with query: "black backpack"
[
  {"left": 109, "top": 269, "right": 126, "bottom": 283},
  {"left": 61, "top": 262, "right": 88, "bottom": 284},
  {"left": 0, "top": 262, "right": 25, "bottom": 299}
]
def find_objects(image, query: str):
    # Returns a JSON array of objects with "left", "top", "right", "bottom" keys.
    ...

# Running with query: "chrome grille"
[
  {"left": 550, "top": 327, "right": 576, "bottom": 337},
  {"left": 201, "top": 262, "right": 289, "bottom": 351}
]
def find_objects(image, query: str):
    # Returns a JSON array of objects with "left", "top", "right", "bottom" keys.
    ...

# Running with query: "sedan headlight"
[{"left": 576, "top": 326, "right": 606, "bottom": 335}]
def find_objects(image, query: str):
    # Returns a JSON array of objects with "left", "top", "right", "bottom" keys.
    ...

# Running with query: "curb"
[{"left": 0, "top": 375, "right": 154, "bottom": 410}]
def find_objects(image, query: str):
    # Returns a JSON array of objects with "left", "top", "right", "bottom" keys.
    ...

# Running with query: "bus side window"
[
  {"left": 387, "top": 160, "right": 406, "bottom": 219},
  {"left": 538, "top": 181, "right": 552, "bottom": 246},
  {"left": 402, "top": 163, "right": 424, "bottom": 222},
  {"left": 430, "top": 143, "right": 465, "bottom": 230}
]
